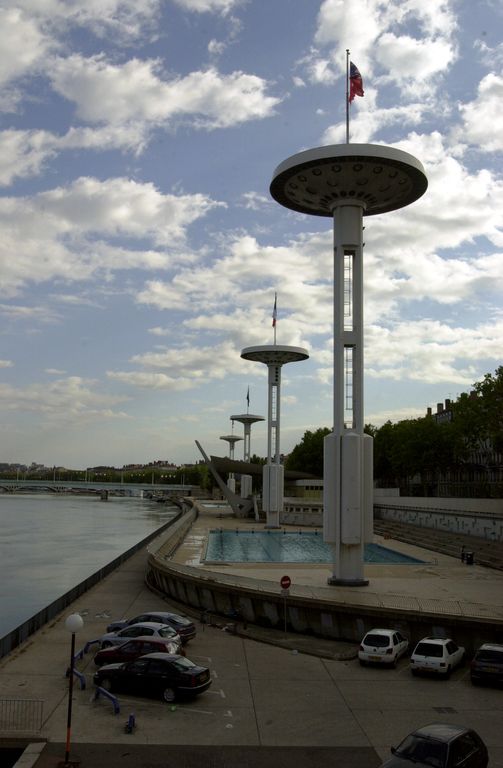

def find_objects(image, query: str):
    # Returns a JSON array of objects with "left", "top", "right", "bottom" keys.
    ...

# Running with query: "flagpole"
[
  {"left": 272, "top": 292, "right": 277, "bottom": 345},
  {"left": 346, "top": 49, "right": 350, "bottom": 143}
]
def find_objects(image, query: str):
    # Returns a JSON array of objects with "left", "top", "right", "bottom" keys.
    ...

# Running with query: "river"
[{"left": 0, "top": 493, "right": 178, "bottom": 638}]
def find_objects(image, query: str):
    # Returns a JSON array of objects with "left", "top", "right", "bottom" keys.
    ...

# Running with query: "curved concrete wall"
[{"left": 146, "top": 506, "right": 503, "bottom": 654}]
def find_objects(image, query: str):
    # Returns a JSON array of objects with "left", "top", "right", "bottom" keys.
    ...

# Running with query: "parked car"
[
  {"left": 94, "top": 636, "right": 181, "bottom": 666},
  {"left": 380, "top": 722, "right": 488, "bottom": 767},
  {"left": 358, "top": 628, "right": 408, "bottom": 667},
  {"left": 93, "top": 652, "right": 212, "bottom": 703},
  {"left": 470, "top": 642, "right": 503, "bottom": 687},
  {"left": 106, "top": 611, "right": 196, "bottom": 643},
  {"left": 410, "top": 637, "right": 465, "bottom": 677},
  {"left": 98, "top": 622, "right": 182, "bottom": 650}
]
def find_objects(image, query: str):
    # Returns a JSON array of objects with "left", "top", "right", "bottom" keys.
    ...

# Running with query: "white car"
[
  {"left": 410, "top": 637, "right": 465, "bottom": 677},
  {"left": 358, "top": 628, "right": 409, "bottom": 667},
  {"left": 98, "top": 622, "right": 182, "bottom": 651}
]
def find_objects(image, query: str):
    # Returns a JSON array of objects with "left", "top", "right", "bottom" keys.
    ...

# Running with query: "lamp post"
[{"left": 64, "top": 613, "right": 84, "bottom": 766}]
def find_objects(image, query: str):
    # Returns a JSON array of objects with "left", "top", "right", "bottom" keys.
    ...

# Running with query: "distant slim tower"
[
  {"left": 220, "top": 433, "right": 243, "bottom": 494},
  {"left": 229, "top": 411, "right": 264, "bottom": 500},
  {"left": 270, "top": 144, "right": 427, "bottom": 585},
  {"left": 241, "top": 345, "right": 308, "bottom": 528}
]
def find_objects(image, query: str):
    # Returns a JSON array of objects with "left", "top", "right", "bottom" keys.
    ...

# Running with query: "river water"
[{"left": 0, "top": 493, "right": 178, "bottom": 638}]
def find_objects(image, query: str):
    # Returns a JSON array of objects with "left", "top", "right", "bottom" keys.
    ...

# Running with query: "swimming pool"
[{"left": 204, "top": 529, "right": 425, "bottom": 564}]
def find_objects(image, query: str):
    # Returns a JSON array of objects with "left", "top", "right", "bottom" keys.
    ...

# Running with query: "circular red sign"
[{"left": 280, "top": 575, "right": 291, "bottom": 589}]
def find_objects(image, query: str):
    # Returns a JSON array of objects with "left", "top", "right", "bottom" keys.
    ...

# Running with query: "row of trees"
[
  {"left": 0, "top": 464, "right": 211, "bottom": 488},
  {"left": 285, "top": 367, "right": 503, "bottom": 497}
]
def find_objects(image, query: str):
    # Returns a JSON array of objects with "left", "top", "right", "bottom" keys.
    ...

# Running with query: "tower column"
[
  {"left": 269, "top": 143, "right": 428, "bottom": 586},
  {"left": 241, "top": 345, "right": 309, "bottom": 528}
]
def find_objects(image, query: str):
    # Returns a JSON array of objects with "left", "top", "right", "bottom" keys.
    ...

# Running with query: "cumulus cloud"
[
  {"left": 0, "top": 376, "right": 129, "bottom": 420},
  {"left": 457, "top": 74, "right": 503, "bottom": 152},
  {"left": 49, "top": 55, "right": 281, "bottom": 129},
  {"left": 0, "top": 177, "right": 223, "bottom": 297},
  {"left": 172, "top": 0, "right": 240, "bottom": 13},
  {"left": 307, "top": 0, "right": 457, "bottom": 101},
  {"left": 0, "top": 8, "right": 51, "bottom": 87}
]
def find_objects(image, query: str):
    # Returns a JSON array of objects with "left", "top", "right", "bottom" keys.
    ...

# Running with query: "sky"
[{"left": 0, "top": 0, "right": 502, "bottom": 469}]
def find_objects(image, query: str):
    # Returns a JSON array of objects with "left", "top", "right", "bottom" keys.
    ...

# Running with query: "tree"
[{"left": 285, "top": 427, "right": 330, "bottom": 477}]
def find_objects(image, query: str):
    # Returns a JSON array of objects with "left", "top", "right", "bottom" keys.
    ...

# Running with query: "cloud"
[
  {"left": 107, "top": 340, "right": 242, "bottom": 391},
  {"left": 308, "top": 0, "right": 457, "bottom": 100},
  {"left": 49, "top": 55, "right": 281, "bottom": 129},
  {"left": 0, "top": 376, "right": 129, "bottom": 421},
  {"left": 0, "top": 176, "right": 223, "bottom": 297},
  {"left": 0, "top": 359, "right": 13, "bottom": 368},
  {"left": 365, "top": 319, "right": 503, "bottom": 384},
  {"left": 458, "top": 74, "right": 503, "bottom": 152},
  {"left": 0, "top": 8, "right": 51, "bottom": 88},
  {"left": 172, "top": 0, "right": 241, "bottom": 13},
  {"left": 14, "top": 0, "right": 161, "bottom": 42}
]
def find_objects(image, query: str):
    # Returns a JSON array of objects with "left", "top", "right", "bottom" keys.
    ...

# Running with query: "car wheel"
[
  {"left": 445, "top": 665, "right": 451, "bottom": 678},
  {"left": 411, "top": 668, "right": 418, "bottom": 676},
  {"left": 359, "top": 659, "right": 366, "bottom": 666},
  {"left": 162, "top": 687, "right": 176, "bottom": 703},
  {"left": 100, "top": 678, "right": 113, "bottom": 692},
  {"left": 470, "top": 677, "right": 481, "bottom": 686}
]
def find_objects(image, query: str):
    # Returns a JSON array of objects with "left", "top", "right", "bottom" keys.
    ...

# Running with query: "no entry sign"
[{"left": 280, "top": 574, "right": 291, "bottom": 590}]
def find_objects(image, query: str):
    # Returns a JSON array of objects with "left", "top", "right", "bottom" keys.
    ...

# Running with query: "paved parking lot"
[{"left": 1, "top": 536, "right": 503, "bottom": 768}]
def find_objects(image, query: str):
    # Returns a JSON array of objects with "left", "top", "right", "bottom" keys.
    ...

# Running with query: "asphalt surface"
[{"left": 2, "top": 506, "right": 503, "bottom": 768}]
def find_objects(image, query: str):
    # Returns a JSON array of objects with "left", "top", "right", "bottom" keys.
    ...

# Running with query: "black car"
[
  {"left": 106, "top": 611, "right": 196, "bottom": 643},
  {"left": 470, "top": 643, "right": 503, "bottom": 686},
  {"left": 380, "top": 723, "right": 488, "bottom": 768},
  {"left": 93, "top": 652, "right": 211, "bottom": 703}
]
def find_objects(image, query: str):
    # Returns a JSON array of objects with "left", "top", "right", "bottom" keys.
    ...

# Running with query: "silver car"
[{"left": 98, "top": 622, "right": 182, "bottom": 651}]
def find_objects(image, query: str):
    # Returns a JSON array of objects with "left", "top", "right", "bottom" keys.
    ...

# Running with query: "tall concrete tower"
[
  {"left": 241, "top": 345, "right": 309, "bottom": 528},
  {"left": 270, "top": 144, "right": 427, "bottom": 585},
  {"left": 229, "top": 413, "right": 264, "bottom": 499}
]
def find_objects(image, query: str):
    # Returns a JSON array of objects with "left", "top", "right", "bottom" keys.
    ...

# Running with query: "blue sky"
[{"left": 0, "top": 0, "right": 502, "bottom": 469}]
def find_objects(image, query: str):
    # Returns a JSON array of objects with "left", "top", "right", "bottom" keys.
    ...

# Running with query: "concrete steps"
[{"left": 374, "top": 518, "right": 503, "bottom": 571}]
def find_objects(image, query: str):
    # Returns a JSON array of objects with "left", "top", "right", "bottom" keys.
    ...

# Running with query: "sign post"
[{"left": 280, "top": 575, "right": 291, "bottom": 635}]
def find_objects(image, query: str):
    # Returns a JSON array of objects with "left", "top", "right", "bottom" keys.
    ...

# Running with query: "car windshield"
[
  {"left": 475, "top": 650, "right": 503, "bottom": 663},
  {"left": 170, "top": 657, "right": 197, "bottom": 672},
  {"left": 172, "top": 616, "right": 191, "bottom": 626},
  {"left": 414, "top": 643, "right": 443, "bottom": 657},
  {"left": 364, "top": 634, "right": 390, "bottom": 647},
  {"left": 159, "top": 627, "right": 176, "bottom": 638},
  {"left": 396, "top": 735, "right": 447, "bottom": 767}
]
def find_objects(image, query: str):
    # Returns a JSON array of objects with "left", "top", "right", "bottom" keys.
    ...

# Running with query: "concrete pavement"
[{"left": 1, "top": 504, "right": 503, "bottom": 767}]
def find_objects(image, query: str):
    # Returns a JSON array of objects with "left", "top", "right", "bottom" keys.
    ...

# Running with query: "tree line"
[{"left": 285, "top": 367, "right": 503, "bottom": 497}]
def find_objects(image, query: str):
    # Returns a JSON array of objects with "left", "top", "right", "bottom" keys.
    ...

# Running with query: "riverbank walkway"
[{"left": 1, "top": 502, "right": 503, "bottom": 768}]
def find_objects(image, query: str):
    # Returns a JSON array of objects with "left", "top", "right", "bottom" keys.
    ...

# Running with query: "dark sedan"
[
  {"left": 380, "top": 723, "right": 488, "bottom": 768},
  {"left": 106, "top": 611, "right": 196, "bottom": 643},
  {"left": 93, "top": 636, "right": 181, "bottom": 667},
  {"left": 93, "top": 652, "right": 211, "bottom": 703}
]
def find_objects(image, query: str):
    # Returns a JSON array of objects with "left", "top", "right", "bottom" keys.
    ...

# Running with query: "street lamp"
[{"left": 64, "top": 613, "right": 84, "bottom": 766}]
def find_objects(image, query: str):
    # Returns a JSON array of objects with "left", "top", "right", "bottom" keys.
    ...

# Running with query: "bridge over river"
[{"left": 0, "top": 479, "right": 199, "bottom": 496}]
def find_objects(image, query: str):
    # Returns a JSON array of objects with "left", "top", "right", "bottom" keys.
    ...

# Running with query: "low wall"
[
  {"left": 0, "top": 511, "right": 183, "bottom": 660},
  {"left": 375, "top": 497, "right": 503, "bottom": 541},
  {"left": 145, "top": 503, "right": 503, "bottom": 654}
]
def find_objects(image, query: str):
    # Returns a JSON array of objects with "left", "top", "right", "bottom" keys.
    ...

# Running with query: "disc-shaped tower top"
[
  {"left": 241, "top": 345, "right": 309, "bottom": 365},
  {"left": 219, "top": 434, "right": 243, "bottom": 445},
  {"left": 230, "top": 414, "right": 265, "bottom": 425},
  {"left": 270, "top": 143, "right": 428, "bottom": 217}
]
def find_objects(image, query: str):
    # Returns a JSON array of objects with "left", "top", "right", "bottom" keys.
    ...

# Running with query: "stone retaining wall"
[{"left": 145, "top": 503, "right": 503, "bottom": 653}]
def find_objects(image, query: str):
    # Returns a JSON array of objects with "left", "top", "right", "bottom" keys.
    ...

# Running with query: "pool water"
[{"left": 204, "top": 530, "right": 425, "bottom": 564}]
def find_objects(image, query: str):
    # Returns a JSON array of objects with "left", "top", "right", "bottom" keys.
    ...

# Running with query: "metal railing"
[{"left": 0, "top": 699, "right": 43, "bottom": 733}]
